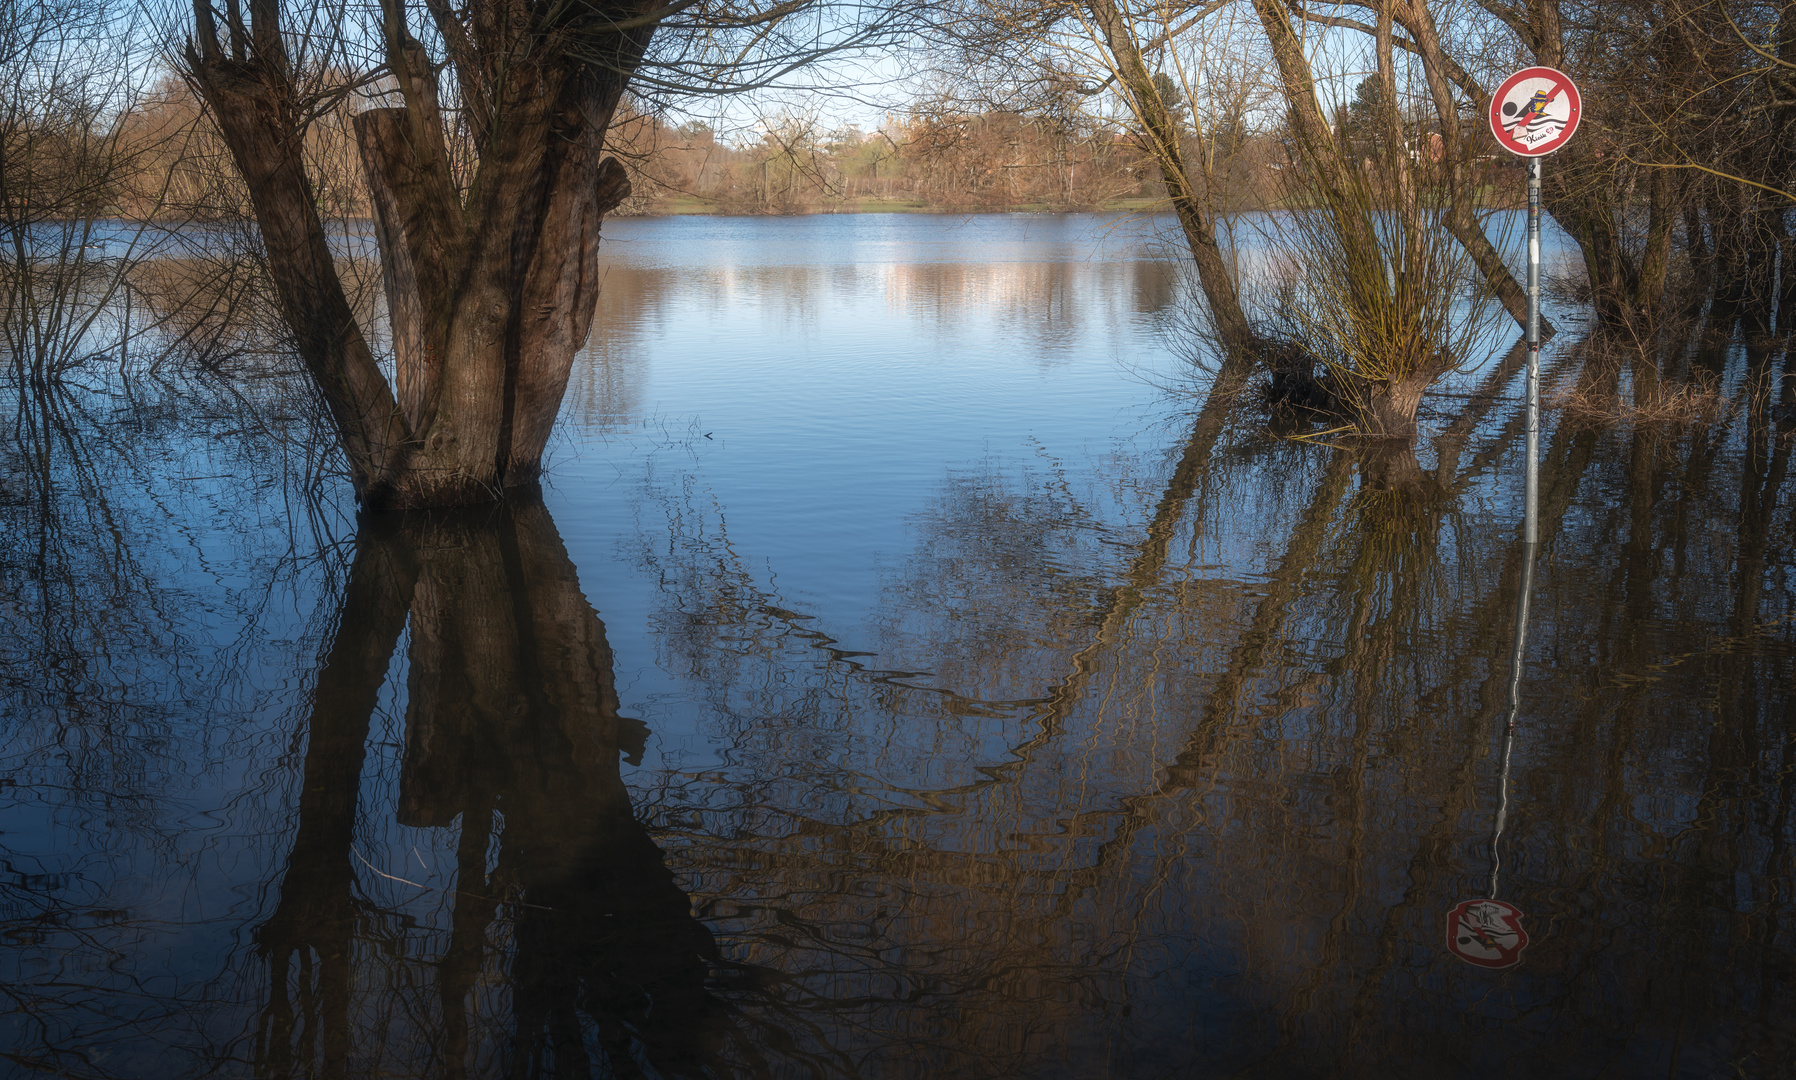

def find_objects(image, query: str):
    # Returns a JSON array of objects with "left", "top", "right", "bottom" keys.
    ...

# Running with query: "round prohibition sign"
[
  {"left": 1445, "top": 898, "right": 1530, "bottom": 969},
  {"left": 1488, "top": 67, "right": 1582, "bottom": 157}
]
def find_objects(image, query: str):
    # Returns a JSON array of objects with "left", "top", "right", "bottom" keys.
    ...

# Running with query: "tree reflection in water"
[
  {"left": 251, "top": 498, "right": 738, "bottom": 1078},
  {"left": 2, "top": 312, "right": 1794, "bottom": 1076},
  {"left": 604, "top": 339, "right": 1794, "bottom": 1077}
]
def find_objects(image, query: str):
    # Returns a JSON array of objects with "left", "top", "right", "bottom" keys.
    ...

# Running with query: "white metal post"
[{"left": 1525, "top": 157, "right": 1541, "bottom": 545}]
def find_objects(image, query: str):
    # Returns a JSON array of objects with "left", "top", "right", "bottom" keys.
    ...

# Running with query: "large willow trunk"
[
  {"left": 185, "top": 1, "right": 652, "bottom": 507},
  {"left": 1252, "top": 0, "right": 1450, "bottom": 440}
]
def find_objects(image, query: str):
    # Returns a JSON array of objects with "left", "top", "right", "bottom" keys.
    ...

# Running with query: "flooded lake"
[{"left": 2, "top": 213, "right": 1792, "bottom": 1077}]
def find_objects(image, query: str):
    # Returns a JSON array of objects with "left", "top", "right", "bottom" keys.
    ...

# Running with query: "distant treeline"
[
  {"left": 603, "top": 106, "right": 1255, "bottom": 214},
  {"left": 85, "top": 79, "right": 1304, "bottom": 219},
  {"left": 11, "top": 71, "right": 1529, "bottom": 226}
]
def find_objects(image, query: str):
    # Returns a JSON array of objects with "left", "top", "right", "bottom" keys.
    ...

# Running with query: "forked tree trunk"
[
  {"left": 194, "top": 59, "right": 410, "bottom": 497},
  {"left": 185, "top": 2, "right": 653, "bottom": 508},
  {"left": 354, "top": 99, "right": 634, "bottom": 505}
]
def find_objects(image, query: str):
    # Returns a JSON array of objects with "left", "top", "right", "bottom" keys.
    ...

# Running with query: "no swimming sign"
[
  {"left": 1446, "top": 898, "right": 1530, "bottom": 969},
  {"left": 1488, "top": 67, "right": 1582, "bottom": 157}
]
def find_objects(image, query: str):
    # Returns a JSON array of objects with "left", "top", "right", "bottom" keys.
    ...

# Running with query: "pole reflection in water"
[
  {"left": 254, "top": 496, "right": 731, "bottom": 1077},
  {"left": 1446, "top": 538, "right": 1536, "bottom": 971},
  {"left": 4, "top": 216, "right": 1793, "bottom": 1077}
]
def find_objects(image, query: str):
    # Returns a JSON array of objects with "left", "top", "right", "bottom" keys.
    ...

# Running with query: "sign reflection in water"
[
  {"left": 0, "top": 215, "right": 1792, "bottom": 1077},
  {"left": 1446, "top": 535, "right": 1537, "bottom": 972}
]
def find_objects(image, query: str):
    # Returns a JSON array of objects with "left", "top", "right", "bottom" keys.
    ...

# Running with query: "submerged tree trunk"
[
  {"left": 1634, "top": 166, "right": 1677, "bottom": 318},
  {"left": 185, "top": 2, "right": 651, "bottom": 507},
  {"left": 1778, "top": 217, "right": 1796, "bottom": 334},
  {"left": 1544, "top": 172, "right": 1642, "bottom": 327},
  {"left": 1349, "top": 376, "right": 1431, "bottom": 440},
  {"left": 1503, "top": 0, "right": 1666, "bottom": 332},
  {"left": 188, "top": 54, "right": 410, "bottom": 497},
  {"left": 1084, "top": 0, "right": 1257, "bottom": 358}
]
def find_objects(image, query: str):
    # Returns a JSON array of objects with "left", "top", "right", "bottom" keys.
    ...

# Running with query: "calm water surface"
[{"left": 2, "top": 213, "right": 1792, "bottom": 1078}]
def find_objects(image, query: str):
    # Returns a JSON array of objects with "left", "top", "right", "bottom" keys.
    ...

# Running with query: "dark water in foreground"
[{"left": 2, "top": 214, "right": 1792, "bottom": 1078}]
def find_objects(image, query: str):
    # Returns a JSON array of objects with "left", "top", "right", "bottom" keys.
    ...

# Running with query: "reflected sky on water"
[{"left": 1, "top": 213, "right": 1791, "bottom": 1078}]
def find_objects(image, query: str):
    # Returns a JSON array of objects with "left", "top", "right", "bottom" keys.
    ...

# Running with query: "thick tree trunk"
[
  {"left": 1344, "top": 374, "right": 1430, "bottom": 439},
  {"left": 1778, "top": 219, "right": 1796, "bottom": 334},
  {"left": 1706, "top": 185, "right": 1780, "bottom": 340},
  {"left": 1251, "top": 0, "right": 1362, "bottom": 211},
  {"left": 1375, "top": 1, "right": 1423, "bottom": 280},
  {"left": 187, "top": 58, "right": 411, "bottom": 498},
  {"left": 1543, "top": 172, "right": 1641, "bottom": 327},
  {"left": 186, "top": 4, "right": 652, "bottom": 508},
  {"left": 1084, "top": 0, "right": 1257, "bottom": 357},
  {"left": 1635, "top": 166, "right": 1676, "bottom": 317},
  {"left": 355, "top": 97, "right": 633, "bottom": 505},
  {"left": 1509, "top": 0, "right": 1674, "bottom": 333}
]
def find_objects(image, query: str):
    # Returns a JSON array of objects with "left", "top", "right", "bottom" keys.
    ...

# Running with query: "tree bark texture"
[
  {"left": 186, "top": 56, "right": 410, "bottom": 497},
  {"left": 1346, "top": 375, "right": 1430, "bottom": 439},
  {"left": 1083, "top": 0, "right": 1258, "bottom": 358},
  {"left": 186, "top": 2, "right": 649, "bottom": 507}
]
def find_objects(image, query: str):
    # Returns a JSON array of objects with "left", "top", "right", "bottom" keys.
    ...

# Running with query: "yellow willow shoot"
[{"left": 1261, "top": 137, "right": 1511, "bottom": 439}]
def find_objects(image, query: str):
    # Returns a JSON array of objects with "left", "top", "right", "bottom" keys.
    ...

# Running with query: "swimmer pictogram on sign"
[
  {"left": 1445, "top": 898, "right": 1530, "bottom": 968},
  {"left": 1487, "top": 67, "right": 1582, "bottom": 157}
]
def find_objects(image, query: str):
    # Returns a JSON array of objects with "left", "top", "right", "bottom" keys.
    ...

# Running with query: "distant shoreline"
[{"left": 613, "top": 198, "right": 1173, "bottom": 218}]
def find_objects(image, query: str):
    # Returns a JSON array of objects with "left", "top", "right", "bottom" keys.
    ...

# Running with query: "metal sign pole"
[
  {"left": 1489, "top": 546, "right": 1536, "bottom": 900},
  {"left": 1525, "top": 156, "right": 1541, "bottom": 546},
  {"left": 1450, "top": 65, "right": 1578, "bottom": 971}
]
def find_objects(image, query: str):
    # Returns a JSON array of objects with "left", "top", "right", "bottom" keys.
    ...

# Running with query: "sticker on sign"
[
  {"left": 1488, "top": 67, "right": 1582, "bottom": 157},
  {"left": 1445, "top": 898, "right": 1530, "bottom": 968}
]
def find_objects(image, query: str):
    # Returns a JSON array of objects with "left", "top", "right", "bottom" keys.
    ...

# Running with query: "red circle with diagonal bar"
[
  {"left": 1445, "top": 898, "right": 1530, "bottom": 968},
  {"left": 1488, "top": 67, "right": 1582, "bottom": 157}
]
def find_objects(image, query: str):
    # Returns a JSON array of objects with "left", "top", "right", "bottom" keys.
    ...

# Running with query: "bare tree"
[
  {"left": 931, "top": 1, "right": 1271, "bottom": 360},
  {"left": 1, "top": 0, "right": 182, "bottom": 389},
  {"left": 1288, "top": 0, "right": 1546, "bottom": 337},
  {"left": 179, "top": 1, "right": 911, "bottom": 507}
]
